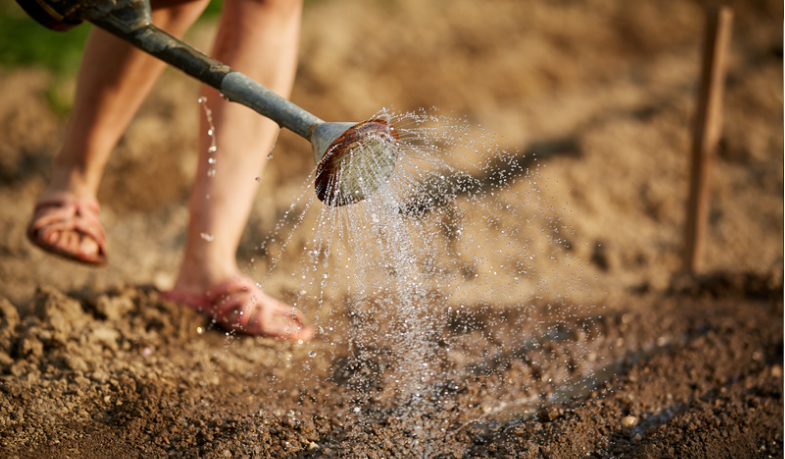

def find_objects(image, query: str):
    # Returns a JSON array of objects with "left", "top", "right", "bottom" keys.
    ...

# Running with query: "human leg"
[
  {"left": 28, "top": 0, "right": 211, "bottom": 263},
  {"left": 168, "top": 0, "right": 312, "bottom": 340}
]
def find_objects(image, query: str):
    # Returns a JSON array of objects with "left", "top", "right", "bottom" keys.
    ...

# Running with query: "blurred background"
[{"left": 0, "top": 0, "right": 782, "bottom": 306}]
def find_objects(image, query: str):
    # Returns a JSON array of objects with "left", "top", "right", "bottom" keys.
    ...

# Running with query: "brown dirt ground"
[{"left": 1, "top": 0, "right": 783, "bottom": 457}]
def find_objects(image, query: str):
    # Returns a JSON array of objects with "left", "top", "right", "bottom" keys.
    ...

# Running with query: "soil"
[{"left": 1, "top": 0, "right": 783, "bottom": 458}]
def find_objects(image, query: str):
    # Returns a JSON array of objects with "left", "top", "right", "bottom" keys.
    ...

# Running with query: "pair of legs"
[{"left": 29, "top": 0, "right": 311, "bottom": 340}]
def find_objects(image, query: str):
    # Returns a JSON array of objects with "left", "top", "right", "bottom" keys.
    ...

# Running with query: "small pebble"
[
  {"left": 308, "top": 441, "right": 320, "bottom": 450},
  {"left": 539, "top": 407, "right": 560, "bottom": 422},
  {"left": 771, "top": 365, "right": 782, "bottom": 378},
  {"left": 621, "top": 416, "right": 638, "bottom": 428}
]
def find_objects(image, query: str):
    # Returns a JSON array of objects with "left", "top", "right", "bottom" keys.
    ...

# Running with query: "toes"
[
  {"left": 61, "top": 230, "right": 77, "bottom": 253},
  {"left": 44, "top": 228, "right": 69, "bottom": 251},
  {"left": 41, "top": 227, "right": 60, "bottom": 246},
  {"left": 78, "top": 234, "right": 100, "bottom": 258},
  {"left": 273, "top": 308, "right": 314, "bottom": 340},
  {"left": 38, "top": 227, "right": 101, "bottom": 262},
  {"left": 196, "top": 281, "right": 314, "bottom": 340},
  {"left": 43, "top": 229, "right": 99, "bottom": 258},
  {"left": 249, "top": 298, "right": 313, "bottom": 340},
  {"left": 27, "top": 198, "right": 106, "bottom": 266}
]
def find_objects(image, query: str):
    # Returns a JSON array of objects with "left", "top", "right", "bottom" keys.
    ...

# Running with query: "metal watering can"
[{"left": 15, "top": 0, "right": 399, "bottom": 206}]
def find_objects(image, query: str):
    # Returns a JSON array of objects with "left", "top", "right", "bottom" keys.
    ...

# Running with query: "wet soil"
[
  {"left": 1, "top": 0, "right": 783, "bottom": 457},
  {"left": 0, "top": 279, "right": 783, "bottom": 458}
]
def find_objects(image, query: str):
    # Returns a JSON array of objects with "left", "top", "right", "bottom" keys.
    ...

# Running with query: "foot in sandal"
[
  {"left": 26, "top": 193, "right": 107, "bottom": 266},
  {"left": 163, "top": 277, "right": 313, "bottom": 341},
  {"left": 26, "top": 0, "right": 310, "bottom": 340},
  {"left": 161, "top": 1, "right": 311, "bottom": 341}
]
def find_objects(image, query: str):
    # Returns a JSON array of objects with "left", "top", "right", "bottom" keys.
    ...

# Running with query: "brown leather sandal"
[
  {"left": 162, "top": 278, "right": 313, "bottom": 341},
  {"left": 26, "top": 196, "right": 107, "bottom": 266}
]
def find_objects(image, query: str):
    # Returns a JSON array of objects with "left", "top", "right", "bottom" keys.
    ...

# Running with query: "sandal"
[
  {"left": 162, "top": 278, "right": 313, "bottom": 341},
  {"left": 26, "top": 196, "right": 107, "bottom": 266}
]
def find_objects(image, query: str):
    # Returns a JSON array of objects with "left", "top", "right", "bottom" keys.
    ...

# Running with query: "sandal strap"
[
  {"left": 163, "top": 278, "right": 311, "bottom": 339},
  {"left": 205, "top": 279, "right": 256, "bottom": 330},
  {"left": 27, "top": 197, "right": 107, "bottom": 265}
]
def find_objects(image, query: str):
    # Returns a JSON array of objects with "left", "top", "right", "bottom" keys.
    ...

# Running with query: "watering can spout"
[
  {"left": 310, "top": 120, "right": 400, "bottom": 207},
  {"left": 15, "top": 0, "right": 400, "bottom": 206}
]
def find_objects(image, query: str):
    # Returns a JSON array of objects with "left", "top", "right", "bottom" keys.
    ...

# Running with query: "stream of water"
[{"left": 251, "top": 108, "right": 598, "bottom": 453}]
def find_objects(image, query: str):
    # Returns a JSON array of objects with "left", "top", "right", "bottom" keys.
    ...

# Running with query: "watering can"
[{"left": 15, "top": 0, "right": 399, "bottom": 206}]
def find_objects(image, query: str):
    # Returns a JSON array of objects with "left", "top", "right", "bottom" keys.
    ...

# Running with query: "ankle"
[
  {"left": 45, "top": 165, "right": 99, "bottom": 200},
  {"left": 172, "top": 254, "right": 240, "bottom": 294}
]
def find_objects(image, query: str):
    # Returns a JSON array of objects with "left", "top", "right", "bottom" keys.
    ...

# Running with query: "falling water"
[
  {"left": 198, "top": 96, "right": 218, "bottom": 180},
  {"left": 198, "top": 96, "right": 218, "bottom": 242},
  {"left": 253, "top": 108, "right": 599, "bottom": 454}
]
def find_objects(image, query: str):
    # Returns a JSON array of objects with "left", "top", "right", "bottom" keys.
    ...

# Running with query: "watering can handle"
[
  {"left": 15, "top": 0, "right": 84, "bottom": 31},
  {"left": 15, "top": 0, "right": 323, "bottom": 139}
]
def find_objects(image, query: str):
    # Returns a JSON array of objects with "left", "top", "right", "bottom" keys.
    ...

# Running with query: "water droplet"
[
  {"left": 207, "top": 169, "right": 216, "bottom": 177},
  {"left": 266, "top": 152, "right": 274, "bottom": 160},
  {"left": 208, "top": 157, "right": 217, "bottom": 164},
  {"left": 208, "top": 145, "right": 217, "bottom": 153},
  {"left": 200, "top": 232, "right": 214, "bottom": 242},
  {"left": 249, "top": 109, "right": 591, "bottom": 450},
  {"left": 196, "top": 326, "right": 204, "bottom": 335}
]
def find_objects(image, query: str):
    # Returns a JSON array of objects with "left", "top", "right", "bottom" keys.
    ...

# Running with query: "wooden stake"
[{"left": 683, "top": 6, "right": 733, "bottom": 274}]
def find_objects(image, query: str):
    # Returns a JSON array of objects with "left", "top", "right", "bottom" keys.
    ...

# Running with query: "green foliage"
[
  {"left": 0, "top": 14, "right": 91, "bottom": 75},
  {"left": 0, "top": 0, "right": 229, "bottom": 114},
  {"left": 203, "top": 0, "right": 223, "bottom": 17},
  {"left": 0, "top": 0, "right": 227, "bottom": 75},
  {"left": 0, "top": 0, "right": 313, "bottom": 113}
]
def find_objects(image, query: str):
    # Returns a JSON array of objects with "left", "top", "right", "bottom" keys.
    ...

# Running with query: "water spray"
[{"left": 16, "top": 0, "right": 399, "bottom": 206}]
